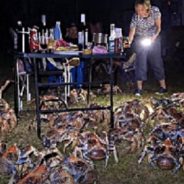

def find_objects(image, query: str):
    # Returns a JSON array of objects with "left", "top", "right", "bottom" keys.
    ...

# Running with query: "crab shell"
[
  {"left": 87, "top": 148, "right": 106, "bottom": 160},
  {"left": 64, "top": 156, "right": 96, "bottom": 184},
  {"left": 79, "top": 169, "right": 97, "bottom": 184},
  {"left": 17, "top": 165, "right": 48, "bottom": 184},
  {"left": 156, "top": 156, "right": 175, "bottom": 170},
  {"left": 49, "top": 168, "right": 75, "bottom": 184}
]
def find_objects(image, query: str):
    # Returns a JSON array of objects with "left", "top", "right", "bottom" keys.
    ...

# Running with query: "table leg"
[
  {"left": 33, "top": 58, "right": 41, "bottom": 138},
  {"left": 87, "top": 60, "right": 92, "bottom": 105},
  {"left": 110, "top": 57, "right": 114, "bottom": 128},
  {"left": 14, "top": 56, "right": 19, "bottom": 117}
]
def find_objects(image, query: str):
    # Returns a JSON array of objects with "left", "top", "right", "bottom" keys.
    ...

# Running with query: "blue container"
[
  {"left": 71, "top": 61, "right": 85, "bottom": 88},
  {"left": 54, "top": 21, "right": 62, "bottom": 40}
]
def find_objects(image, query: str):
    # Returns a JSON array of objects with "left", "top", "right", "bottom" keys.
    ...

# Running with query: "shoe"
[
  {"left": 134, "top": 89, "right": 142, "bottom": 96},
  {"left": 155, "top": 87, "right": 168, "bottom": 95}
]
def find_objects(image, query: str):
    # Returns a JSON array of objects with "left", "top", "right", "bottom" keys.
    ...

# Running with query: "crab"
[
  {"left": 42, "top": 112, "right": 86, "bottom": 150},
  {"left": 85, "top": 104, "right": 110, "bottom": 126},
  {"left": 148, "top": 107, "right": 177, "bottom": 125},
  {"left": 0, "top": 80, "right": 17, "bottom": 133},
  {"left": 149, "top": 96, "right": 184, "bottom": 125},
  {"left": 2, "top": 144, "right": 20, "bottom": 162},
  {"left": 42, "top": 127, "right": 69, "bottom": 148},
  {"left": 97, "top": 84, "right": 122, "bottom": 95},
  {"left": 63, "top": 155, "right": 96, "bottom": 184},
  {"left": 16, "top": 145, "right": 40, "bottom": 177},
  {"left": 150, "top": 97, "right": 176, "bottom": 109},
  {"left": 171, "top": 93, "right": 184, "bottom": 107},
  {"left": 39, "top": 147, "right": 95, "bottom": 184},
  {"left": 16, "top": 164, "right": 48, "bottom": 184},
  {"left": 48, "top": 167, "right": 75, "bottom": 184},
  {"left": 17, "top": 147, "right": 63, "bottom": 184},
  {"left": 110, "top": 102, "right": 146, "bottom": 154},
  {"left": 139, "top": 137, "right": 181, "bottom": 173},
  {"left": 73, "top": 130, "right": 118, "bottom": 166},
  {"left": 138, "top": 120, "right": 184, "bottom": 173},
  {"left": 0, "top": 144, "right": 17, "bottom": 179},
  {"left": 114, "top": 99, "right": 149, "bottom": 122},
  {"left": 109, "top": 126, "right": 145, "bottom": 154},
  {"left": 69, "top": 89, "right": 96, "bottom": 104},
  {"left": 40, "top": 94, "right": 67, "bottom": 111}
]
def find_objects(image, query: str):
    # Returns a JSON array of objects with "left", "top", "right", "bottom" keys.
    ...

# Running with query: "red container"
[{"left": 29, "top": 28, "right": 39, "bottom": 52}]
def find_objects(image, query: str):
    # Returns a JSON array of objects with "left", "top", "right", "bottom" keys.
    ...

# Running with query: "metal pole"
[
  {"left": 33, "top": 58, "right": 41, "bottom": 138},
  {"left": 110, "top": 57, "right": 114, "bottom": 129},
  {"left": 14, "top": 56, "right": 19, "bottom": 117},
  {"left": 87, "top": 60, "right": 92, "bottom": 105}
]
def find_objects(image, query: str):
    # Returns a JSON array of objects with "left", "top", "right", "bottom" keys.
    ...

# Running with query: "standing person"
[
  {"left": 65, "top": 23, "right": 78, "bottom": 44},
  {"left": 128, "top": 0, "right": 167, "bottom": 96}
]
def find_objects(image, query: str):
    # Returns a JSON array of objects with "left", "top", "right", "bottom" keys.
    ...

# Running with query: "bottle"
[
  {"left": 29, "top": 26, "right": 39, "bottom": 52},
  {"left": 40, "top": 29, "right": 47, "bottom": 49},
  {"left": 39, "top": 14, "right": 48, "bottom": 49},
  {"left": 91, "top": 33, "right": 96, "bottom": 48},
  {"left": 16, "top": 21, "right": 23, "bottom": 52},
  {"left": 54, "top": 21, "right": 62, "bottom": 40},
  {"left": 78, "top": 13, "right": 87, "bottom": 49},
  {"left": 108, "top": 24, "right": 116, "bottom": 53},
  {"left": 115, "top": 28, "right": 123, "bottom": 53},
  {"left": 104, "top": 34, "right": 108, "bottom": 49},
  {"left": 48, "top": 28, "right": 55, "bottom": 50},
  {"left": 85, "top": 28, "right": 89, "bottom": 47}
]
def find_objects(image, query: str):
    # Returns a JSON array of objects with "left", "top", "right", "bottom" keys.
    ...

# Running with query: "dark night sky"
[
  {"left": 0, "top": 0, "right": 136, "bottom": 26},
  {"left": 0, "top": 0, "right": 175, "bottom": 53},
  {"left": 0, "top": 0, "right": 135, "bottom": 52}
]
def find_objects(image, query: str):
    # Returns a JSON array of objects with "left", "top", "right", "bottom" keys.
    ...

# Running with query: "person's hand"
[
  {"left": 123, "top": 39, "right": 131, "bottom": 48},
  {"left": 124, "top": 42, "right": 131, "bottom": 48},
  {"left": 151, "top": 35, "right": 157, "bottom": 42}
]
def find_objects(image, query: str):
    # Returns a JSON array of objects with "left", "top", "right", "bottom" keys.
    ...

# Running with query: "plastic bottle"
[{"left": 54, "top": 21, "right": 62, "bottom": 40}]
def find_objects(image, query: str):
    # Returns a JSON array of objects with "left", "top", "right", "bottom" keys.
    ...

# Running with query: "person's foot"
[
  {"left": 134, "top": 89, "right": 142, "bottom": 96},
  {"left": 155, "top": 87, "right": 168, "bottom": 95}
]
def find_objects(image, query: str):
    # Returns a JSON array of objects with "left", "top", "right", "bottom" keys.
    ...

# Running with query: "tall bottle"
[
  {"left": 54, "top": 21, "right": 62, "bottom": 40},
  {"left": 48, "top": 28, "right": 55, "bottom": 50},
  {"left": 15, "top": 21, "right": 22, "bottom": 51},
  {"left": 78, "top": 14, "right": 88, "bottom": 50},
  {"left": 108, "top": 24, "right": 116, "bottom": 53},
  {"left": 16, "top": 21, "right": 23, "bottom": 52},
  {"left": 40, "top": 14, "right": 48, "bottom": 49},
  {"left": 115, "top": 28, "right": 123, "bottom": 53}
]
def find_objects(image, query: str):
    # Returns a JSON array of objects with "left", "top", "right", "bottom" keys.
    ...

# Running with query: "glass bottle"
[{"left": 108, "top": 24, "right": 116, "bottom": 53}]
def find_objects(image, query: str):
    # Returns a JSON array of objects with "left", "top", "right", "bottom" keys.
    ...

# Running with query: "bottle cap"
[
  {"left": 56, "top": 21, "right": 61, "bottom": 25},
  {"left": 81, "top": 14, "right": 86, "bottom": 23}
]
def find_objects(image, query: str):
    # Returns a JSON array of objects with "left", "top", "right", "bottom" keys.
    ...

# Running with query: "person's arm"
[
  {"left": 128, "top": 14, "right": 137, "bottom": 46},
  {"left": 152, "top": 17, "right": 161, "bottom": 41},
  {"left": 128, "top": 27, "right": 136, "bottom": 45},
  {"left": 152, "top": 6, "right": 162, "bottom": 42}
]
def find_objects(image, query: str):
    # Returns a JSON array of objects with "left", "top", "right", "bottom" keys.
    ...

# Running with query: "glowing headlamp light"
[{"left": 141, "top": 38, "right": 152, "bottom": 47}]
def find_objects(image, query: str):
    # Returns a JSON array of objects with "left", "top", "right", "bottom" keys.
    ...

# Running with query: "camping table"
[{"left": 14, "top": 52, "right": 125, "bottom": 138}]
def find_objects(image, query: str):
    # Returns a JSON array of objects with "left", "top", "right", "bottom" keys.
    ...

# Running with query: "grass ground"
[{"left": 0, "top": 56, "right": 184, "bottom": 184}]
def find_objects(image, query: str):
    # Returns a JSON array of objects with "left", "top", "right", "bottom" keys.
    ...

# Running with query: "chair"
[
  {"left": 46, "top": 57, "right": 80, "bottom": 104},
  {"left": 16, "top": 58, "right": 32, "bottom": 111}
]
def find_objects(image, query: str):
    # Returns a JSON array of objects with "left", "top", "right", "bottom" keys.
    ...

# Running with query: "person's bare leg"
[
  {"left": 159, "top": 79, "right": 166, "bottom": 89},
  {"left": 137, "top": 80, "right": 143, "bottom": 90}
]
